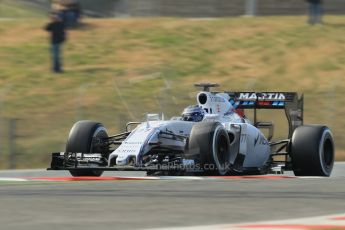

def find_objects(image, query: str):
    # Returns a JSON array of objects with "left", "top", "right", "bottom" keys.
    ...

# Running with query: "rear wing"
[{"left": 226, "top": 92, "right": 303, "bottom": 138}]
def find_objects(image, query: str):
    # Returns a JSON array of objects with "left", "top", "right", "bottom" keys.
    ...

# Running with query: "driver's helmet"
[{"left": 181, "top": 105, "right": 205, "bottom": 122}]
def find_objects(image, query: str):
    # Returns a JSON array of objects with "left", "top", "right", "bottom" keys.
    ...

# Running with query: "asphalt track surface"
[{"left": 0, "top": 163, "right": 345, "bottom": 230}]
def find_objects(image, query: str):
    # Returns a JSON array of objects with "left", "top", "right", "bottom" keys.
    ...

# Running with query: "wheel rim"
[
  {"left": 90, "top": 126, "right": 108, "bottom": 153},
  {"left": 319, "top": 130, "right": 334, "bottom": 175},
  {"left": 212, "top": 126, "right": 230, "bottom": 175},
  {"left": 322, "top": 138, "right": 333, "bottom": 168},
  {"left": 216, "top": 135, "right": 228, "bottom": 165}
]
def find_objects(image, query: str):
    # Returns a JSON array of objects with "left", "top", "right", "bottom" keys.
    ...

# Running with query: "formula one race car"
[{"left": 48, "top": 83, "right": 335, "bottom": 177}]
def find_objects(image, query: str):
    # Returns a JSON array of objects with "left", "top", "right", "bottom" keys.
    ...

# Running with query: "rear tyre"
[
  {"left": 291, "top": 125, "right": 334, "bottom": 177},
  {"left": 66, "top": 120, "right": 108, "bottom": 177},
  {"left": 188, "top": 122, "right": 231, "bottom": 176}
]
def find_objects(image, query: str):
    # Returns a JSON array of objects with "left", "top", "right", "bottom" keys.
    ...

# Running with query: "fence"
[
  {"left": 80, "top": 0, "right": 345, "bottom": 17},
  {"left": 16, "top": 0, "right": 345, "bottom": 17},
  {"left": 0, "top": 118, "right": 18, "bottom": 169}
]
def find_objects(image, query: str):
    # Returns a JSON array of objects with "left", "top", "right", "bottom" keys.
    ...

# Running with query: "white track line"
[
  {"left": 147, "top": 213, "right": 345, "bottom": 230},
  {"left": 0, "top": 177, "right": 28, "bottom": 182}
]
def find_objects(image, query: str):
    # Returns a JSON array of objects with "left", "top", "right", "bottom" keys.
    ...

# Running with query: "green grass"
[
  {"left": 0, "top": 16, "right": 345, "bottom": 168},
  {"left": 0, "top": 0, "right": 46, "bottom": 18}
]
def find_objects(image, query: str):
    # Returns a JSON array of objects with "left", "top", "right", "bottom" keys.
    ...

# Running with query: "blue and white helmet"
[{"left": 181, "top": 105, "right": 205, "bottom": 122}]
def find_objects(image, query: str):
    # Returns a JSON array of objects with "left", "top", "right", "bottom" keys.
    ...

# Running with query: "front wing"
[{"left": 48, "top": 152, "right": 203, "bottom": 173}]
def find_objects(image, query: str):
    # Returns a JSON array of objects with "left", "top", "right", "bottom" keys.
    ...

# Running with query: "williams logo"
[{"left": 239, "top": 93, "right": 286, "bottom": 101}]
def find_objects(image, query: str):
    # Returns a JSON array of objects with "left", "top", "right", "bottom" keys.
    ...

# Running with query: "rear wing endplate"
[{"left": 225, "top": 92, "right": 304, "bottom": 138}]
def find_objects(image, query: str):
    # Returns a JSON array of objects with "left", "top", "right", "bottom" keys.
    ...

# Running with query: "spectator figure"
[
  {"left": 306, "top": 0, "right": 323, "bottom": 25},
  {"left": 45, "top": 12, "right": 66, "bottom": 73}
]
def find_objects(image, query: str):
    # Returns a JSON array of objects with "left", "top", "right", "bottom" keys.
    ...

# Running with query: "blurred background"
[{"left": 0, "top": 0, "right": 344, "bottom": 169}]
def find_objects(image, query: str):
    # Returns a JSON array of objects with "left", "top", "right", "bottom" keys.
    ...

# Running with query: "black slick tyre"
[
  {"left": 291, "top": 125, "right": 334, "bottom": 177},
  {"left": 66, "top": 120, "right": 108, "bottom": 177},
  {"left": 188, "top": 122, "right": 231, "bottom": 176}
]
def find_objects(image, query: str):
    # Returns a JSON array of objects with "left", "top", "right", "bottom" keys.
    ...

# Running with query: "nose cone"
[
  {"left": 108, "top": 152, "right": 129, "bottom": 166},
  {"left": 116, "top": 154, "right": 128, "bottom": 166}
]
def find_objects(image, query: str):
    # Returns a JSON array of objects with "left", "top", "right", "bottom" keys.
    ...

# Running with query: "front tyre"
[
  {"left": 188, "top": 122, "right": 231, "bottom": 176},
  {"left": 291, "top": 125, "right": 334, "bottom": 177},
  {"left": 66, "top": 120, "right": 108, "bottom": 177}
]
